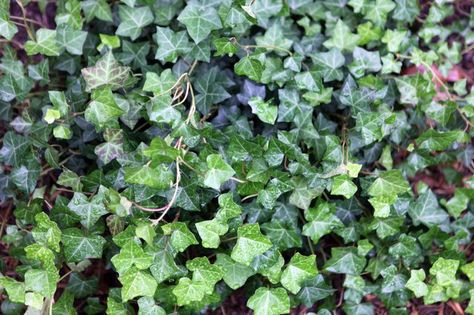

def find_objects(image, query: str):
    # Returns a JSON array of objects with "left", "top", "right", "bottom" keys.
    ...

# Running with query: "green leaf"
[
  {"left": 154, "top": 26, "right": 191, "bottom": 63},
  {"left": 323, "top": 20, "right": 360, "bottom": 52},
  {"left": 119, "top": 267, "right": 157, "bottom": 302},
  {"left": 368, "top": 170, "right": 410, "bottom": 197},
  {"left": 0, "top": 277, "right": 25, "bottom": 303},
  {"left": 124, "top": 164, "right": 174, "bottom": 190},
  {"left": 172, "top": 277, "right": 207, "bottom": 306},
  {"left": 234, "top": 57, "right": 264, "bottom": 82},
  {"left": 137, "top": 296, "right": 166, "bottom": 315},
  {"left": 68, "top": 192, "right": 108, "bottom": 229},
  {"left": 280, "top": 253, "right": 317, "bottom": 294},
  {"left": 429, "top": 257, "right": 459, "bottom": 287},
  {"left": 324, "top": 247, "right": 366, "bottom": 275},
  {"left": 297, "top": 275, "right": 334, "bottom": 307},
  {"left": 331, "top": 175, "right": 358, "bottom": 199},
  {"left": 461, "top": 262, "right": 474, "bottom": 282},
  {"left": 215, "top": 254, "right": 255, "bottom": 289},
  {"left": 85, "top": 88, "right": 124, "bottom": 130},
  {"left": 302, "top": 201, "right": 344, "bottom": 243},
  {"left": 405, "top": 269, "right": 428, "bottom": 298},
  {"left": 186, "top": 257, "right": 224, "bottom": 294},
  {"left": 177, "top": 4, "right": 222, "bottom": 44},
  {"left": 62, "top": 228, "right": 106, "bottom": 263},
  {"left": 195, "top": 219, "right": 228, "bottom": 248},
  {"left": 25, "top": 29, "right": 60, "bottom": 56},
  {"left": 162, "top": 222, "right": 199, "bottom": 252},
  {"left": 81, "top": 0, "right": 113, "bottom": 22},
  {"left": 231, "top": 223, "right": 272, "bottom": 266},
  {"left": 57, "top": 26, "right": 87, "bottom": 55},
  {"left": 261, "top": 221, "right": 302, "bottom": 251},
  {"left": 408, "top": 190, "right": 449, "bottom": 228},
  {"left": 248, "top": 97, "right": 278, "bottom": 124},
  {"left": 416, "top": 129, "right": 463, "bottom": 151},
  {"left": 203, "top": 154, "right": 235, "bottom": 190},
  {"left": 143, "top": 69, "right": 176, "bottom": 95},
  {"left": 312, "top": 49, "right": 345, "bottom": 82},
  {"left": 25, "top": 269, "right": 59, "bottom": 298},
  {"left": 111, "top": 240, "right": 153, "bottom": 274},
  {"left": 32, "top": 213, "right": 62, "bottom": 252},
  {"left": 116, "top": 6, "right": 154, "bottom": 40},
  {"left": 247, "top": 287, "right": 290, "bottom": 315},
  {"left": 81, "top": 51, "right": 130, "bottom": 92}
]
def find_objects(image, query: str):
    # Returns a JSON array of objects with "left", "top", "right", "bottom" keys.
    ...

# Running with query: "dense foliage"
[{"left": 1, "top": 0, "right": 474, "bottom": 314}]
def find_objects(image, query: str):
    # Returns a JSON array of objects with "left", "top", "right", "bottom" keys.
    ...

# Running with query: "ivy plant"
[{"left": 1, "top": 0, "right": 474, "bottom": 314}]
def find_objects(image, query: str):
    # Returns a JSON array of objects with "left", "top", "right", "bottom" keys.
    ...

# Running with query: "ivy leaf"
[
  {"left": 215, "top": 254, "right": 255, "bottom": 289},
  {"left": 67, "top": 192, "right": 108, "bottom": 229},
  {"left": 186, "top": 257, "right": 224, "bottom": 294},
  {"left": 405, "top": 269, "right": 428, "bottom": 298},
  {"left": 62, "top": 228, "right": 106, "bottom": 263},
  {"left": 111, "top": 240, "right": 153, "bottom": 274},
  {"left": 297, "top": 275, "right": 335, "bottom": 307},
  {"left": 323, "top": 20, "right": 360, "bottom": 52},
  {"left": 195, "top": 219, "right": 228, "bottom": 249},
  {"left": 231, "top": 223, "right": 272, "bottom": 266},
  {"left": 25, "top": 269, "right": 59, "bottom": 298},
  {"left": 119, "top": 267, "right": 157, "bottom": 302},
  {"left": 81, "top": 51, "right": 130, "bottom": 92},
  {"left": 261, "top": 221, "right": 302, "bottom": 251},
  {"left": 177, "top": 4, "right": 222, "bottom": 44},
  {"left": 234, "top": 57, "right": 264, "bottom": 82},
  {"left": 32, "top": 213, "right": 62, "bottom": 252},
  {"left": 215, "top": 192, "right": 243, "bottom": 222},
  {"left": 85, "top": 88, "right": 124, "bottom": 130},
  {"left": 247, "top": 287, "right": 290, "bottom": 315},
  {"left": 408, "top": 190, "right": 449, "bottom": 228},
  {"left": 25, "top": 29, "right": 60, "bottom": 56},
  {"left": 429, "top": 257, "right": 459, "bottom": 287},
  {"left": 137, "top": 296, "right": 166, "bottom": 315},
  {"left": 94, "top": 129, "right": 124, "bottom": 164},
  {"left": 331, "top": 175, "right": 358, "bottom": 199},
  {"left": 368, "top": 170, "right": 410, "bottom": 197},
  {"left": 0, "top": 2, "right": 18, "bottom": 40},
  {"left": 124, "top": 164, "right": 174, "bottom": 190},
  {"left": 0, "top": 132, "right": 30, "bottom": 167},
  {"left": 143, "top": 69, "right": 176, "bottom": 95},
  {"left": 154, "top": 27, "right": 191, "bottom": 63},
  {"left": 0, "top": 277, "right": 25, "bottom": 304},
  {"left": 324, "top": 247, "right": 366, "bottom": 275},
  {"left": 203, "top": 154, "right": 235, "bottom": 190},
  {"left": 311, "top": 49, "right": 345, "bottom": 82},
  {"left": 248, "top": 97, "right": 278, "bottom": 124},
  {"left": 116, "top": 6, "right": 154, "bottom": 40},
  {"left": 416, "top": 129, "right": 463, "bottom": 151},
  {"left": 81, "top": 0, "right": 113, "bottom": 22},
  {"left": 280, "top": 253, "right": 317, "bottom": 294},
  {"left": 302, "top": 202, "right": 344, "bottom": 243},
  {"left": 162, "top": 222, "right": 199, "bottom": 252},
  {"left": 172, "top": 277, "right": 207, "bottom": 306},
  {"left": 56, "top": 26, "right": 87, "bottom": 55}
]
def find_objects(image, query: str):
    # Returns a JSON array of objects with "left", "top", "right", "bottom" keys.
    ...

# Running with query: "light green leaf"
[
  {"left": 111, "top": 240, "right": 153, "bottom": 274},
  {"left": 280, "top": 253, "right": 317, "bottom": 294},
  {"left": 331, "top": 175, "right": 357, "bottom": 199},
  {"left": 162, "top": 222, "right": 199, "bottom": 252},
  {"left": 186, "top": 257, "right": 224, "bottom": 294},
  {"left": 231, "top": 223, "right": 272, "bottom": 266},
  {"left": 368, "top": 169, "right": 410, "bottom": 197},
  {"left": 119, "top": 267, "right": 157, "bottom": 302},
  {"left": 405, "top": 269, "right": 428, "bottom": 298},
  {"left": 247, "top": 287, "right": 290, "bottom": 315},
  {"left": 203, "top": 154, "right": 235, "bottom": 190},
  {"left": 234, "top": 57, "right": 264, "bottom": 82},
  {"left": 25, "top": 29, "right": 60, "bottom": 56},
  {"left": 172, "top": 277, "right": 207, "bottom": 306},
  {"left": 25, "top": 269, "right": 59, "bottom": 298},
  {"left": 32, "top": 213, "right": 61, "bottom": 252},
  {"left": 195, "top": 219, "right": 228, "bottom": 249},
  {"left": 248, "top": 97, "right": 278, "bottom": 124}
]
